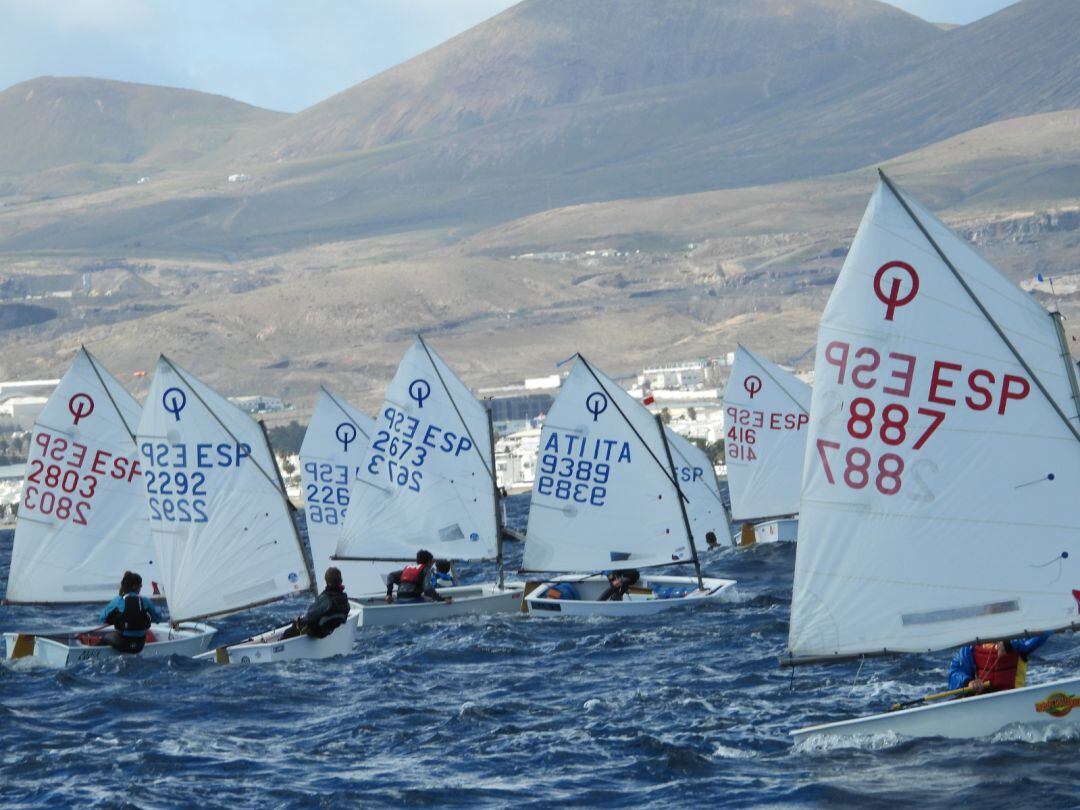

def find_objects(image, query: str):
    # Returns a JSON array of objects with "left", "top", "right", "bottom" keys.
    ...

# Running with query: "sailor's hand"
[
  {"left": 385, "top": 595, "right": 393, "bottom": 604},
  {"left": 967, "top": 679, "right": 985, "bottom": 694},
  {"left": 444, "top": 597, "right": 454, "bottom": 605}
]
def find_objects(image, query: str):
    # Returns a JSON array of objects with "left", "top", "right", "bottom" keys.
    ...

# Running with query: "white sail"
[
  {"left": 336, "top": 338, "right": 498, "bottom": 562},
  {"left": 789, "top": 176, "right": 1080, "bottom": 660},
  {"left": 299, "top": 388, "right": 394, "bottom": 593},
  {"left": 135, "top": 357, "right": 312, "bottom": 622},
  {"left": 723, "top": 345, "right": 811, "bottom": 521},
  {"left": 523, "top": 357, "right": 693, "bottom": 572},
  {"left": 666, "top": 428, "right": 732, "bottom": 548},
  {"left": 5, "top": 348, "right": 156, "bottom": 603}
]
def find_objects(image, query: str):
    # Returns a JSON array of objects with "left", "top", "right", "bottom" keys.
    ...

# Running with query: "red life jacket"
[
  {"left": 400, "top": 563, "right": 426, "bottom": 586},
  {"left": 973, "top": 644, "right": 1027, "bottom": 691}
]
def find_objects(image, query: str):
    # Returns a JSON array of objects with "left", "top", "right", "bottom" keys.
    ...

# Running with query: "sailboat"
[
  {"left": 334, "top": 337, "right": 525, "bottom": 626},
  {"left": 788, "top": 171, "right": 1080, "bottom": 742},
  {"left": 666, "top": 428, "right": 733, "bottom": 552},
  {"left": 521, "top": 355, "right": 736, "bottom": 616},
  {"left": 4, "top": 348, "right": 215, "bottom": 667},
  {"left": 133, "top": 356, "right": 358, "bottom": 665},
  {"left": 723, "top": 345, "right": 810, "bottom": 545},
  {"left": 299, "top": 387, "right": 400, "bottom": 596}
]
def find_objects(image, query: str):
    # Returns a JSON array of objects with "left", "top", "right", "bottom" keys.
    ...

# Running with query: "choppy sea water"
[{"left": 3, "top": 494, "right": 1080, "bottom": 808}]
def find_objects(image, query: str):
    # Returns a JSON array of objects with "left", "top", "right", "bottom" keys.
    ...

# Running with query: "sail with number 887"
[{"left": 790, "top": 173, "right": 1080, "bottom": 663}]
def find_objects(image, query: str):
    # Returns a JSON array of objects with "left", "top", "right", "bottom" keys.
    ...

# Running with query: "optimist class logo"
[
  {"left": 68, "top": 393, "right": 95, "bottom": 425},
  {"left": 743, "top": 375, "right": 762, "bottom": 399},
  {"left": 874, "top": 261, "right": 920, "bottom": 321}
]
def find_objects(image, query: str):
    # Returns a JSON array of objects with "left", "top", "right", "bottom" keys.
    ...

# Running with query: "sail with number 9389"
[{"left": 788, "top": 173, "right": 1080, "bottom": 664}]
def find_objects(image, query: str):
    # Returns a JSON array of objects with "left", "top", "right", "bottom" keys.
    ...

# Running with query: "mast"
[
  {"left": 1050, "top": 312, "right": 1080, "bottom": 427},
  {"left": 486, "top": 403, "right": 505, "bottom": 590},
  {"left": 656, "top": 414, "right": 704, "bottom": 589}
]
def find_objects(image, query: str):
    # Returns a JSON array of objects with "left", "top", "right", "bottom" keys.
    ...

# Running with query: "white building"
[
  {"left": 494, "top": 428, "right": 542, "bottom": 493},
  {"left": 0, "top": 396, "right": 48, "bottom": 430},
  {"left": 229, "top": 395, "right": 286, "bottom": 414}
]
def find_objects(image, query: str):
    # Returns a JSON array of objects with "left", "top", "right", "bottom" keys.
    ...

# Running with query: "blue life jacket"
[
  {"left": 431, "top": 570, "right": 455, "bottom": 589},
  {"left": 544, "top": 582, "right": 579, "bottom": 600}
]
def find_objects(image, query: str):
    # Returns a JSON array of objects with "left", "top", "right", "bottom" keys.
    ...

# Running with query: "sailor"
[
  {"left": 98, "top": 571, "right": 163, "bottom": 654},
  {"left": 598, "top": 569, "right": 641, "bottom": 602},
  {"left": 947, "top": 632, "right": 1052, "bottom": 694},
  {"left": 385, "top": 550, "right": 452, "bottom": 604},
  {"left": 432, "top": 559, "right": 457, "bottom": 589},
  {"left": 283, "top": 567, "right": 351, "bottom": 639}
]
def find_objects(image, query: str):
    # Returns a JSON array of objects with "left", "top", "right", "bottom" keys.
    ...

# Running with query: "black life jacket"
[
  {"left": 114, "top": 593, "right": 152, "bottom": 635},
  {"left": 309, "top": 588, "right": 350, "bottom": 638}
]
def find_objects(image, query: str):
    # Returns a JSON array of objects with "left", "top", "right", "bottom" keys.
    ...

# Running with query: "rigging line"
[
  {"left": 416, "top": 335, "right": 498, "bottom": 488},
  {"left": 159, "top": 355, "right": 285, "bottom": 495},
  {"left": 82, "top": 346, "right": 136, "bottom": 443},
  {"left": 321, "top": 385, "right": 372, "bottom": 442},
  {"left": 576, "top": 354, "right": 687, "bottom": 502},
  {"left": 879, "top": 169, "right": 1080, "bottom": 446},
  {"left": 738, "top": 343, "right": 809, "bottom": 416}
]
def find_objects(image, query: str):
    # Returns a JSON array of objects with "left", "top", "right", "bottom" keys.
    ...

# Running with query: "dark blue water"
[{"left": 3, "top": 495, "right": 1079, "bottom": 808}]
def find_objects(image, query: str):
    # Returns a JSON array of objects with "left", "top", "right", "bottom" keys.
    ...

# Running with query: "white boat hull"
[
  {"left": 752, "top": 518, "right": 798, "bottom": 544},
  {"left": 353, "top": 583, "right": 524, "bottom": 627},
  {"left": 3, "top": 622, "right": 217, "bottom": 669},
  {"left": 792, "top": 676, "right": 1080, "bottom": 743},
  {"left": 523, "top": 574, "right": 736, "bottom": 617},
  {"left": 195, "top": 605, "right": 361, "bottom": 664}
]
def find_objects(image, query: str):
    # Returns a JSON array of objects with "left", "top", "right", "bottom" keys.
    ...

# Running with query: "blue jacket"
[
  {"left": 948, "top": 633, "right": 1050, "bottom": 690},
  {"left": 431, "top": 570, "right": 456, "bottom": 589},
  {"left": 99, "top": 593, "right": 164, "bottom": 637}
]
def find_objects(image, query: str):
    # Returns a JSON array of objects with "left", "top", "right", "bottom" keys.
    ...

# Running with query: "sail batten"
[
  {"left": 136, "top": 357, "right": 311, "bottom": 622},
  {"left": 788, "top": 177, "right": 1080, "bottom": 659},
  {"left": 723, "top": 345, "right": 811, "bottom": 521}
]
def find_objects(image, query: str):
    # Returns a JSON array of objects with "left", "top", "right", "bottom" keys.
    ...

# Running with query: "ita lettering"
[
  {"left": 534, "top": 430, "right": 632, "bottom": 507},
  {"left": 20, "top": 428, "right": 142, "bottom": 527}
]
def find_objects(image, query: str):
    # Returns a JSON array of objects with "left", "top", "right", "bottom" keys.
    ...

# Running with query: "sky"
[{"left": 0, "top": 0, "right": 1021, "bottom": 113}]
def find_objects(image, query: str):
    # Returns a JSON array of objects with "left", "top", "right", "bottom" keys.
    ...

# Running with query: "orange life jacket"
[{"left": 973, "top": 643, "right": 1028, "bottom": 691}]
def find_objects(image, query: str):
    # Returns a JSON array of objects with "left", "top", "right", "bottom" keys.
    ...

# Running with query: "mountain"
[
  {"left": 0, "top": 77, "right": 284, "bottom": 195},
  {"left": 256, "top": 0, "right": 941, "bottom": 158},
  {"left": 0, "top": 109, "right": 1075, "bottom": 409}
]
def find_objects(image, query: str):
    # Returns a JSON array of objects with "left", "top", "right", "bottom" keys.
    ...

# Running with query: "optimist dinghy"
[
  {"left": 522, "top": 355, "right": 735, "bottom": 617},
  {"left": 334, "top": 337, "right": 525, "bottom": 626},
  {"left": 786, "top": 171, "right": 1080, "bottom": 743},
  {"left": 194, "top": 603, "right": 362, "bottom": 665},
  {"left": 136, "top": 357, "right": 355, "bottom": 665},
  {"left": 5, "top": 623, "right": 215, "bottom": 669},
  {"left": 723, "top": 345, "right": 810, "bottom": 545},
  {"left": 3, "top": 348, "right": 216, "bottom": 667},
  {"left": 299, "top": 388, "right": 399, "bottom": 596}
]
